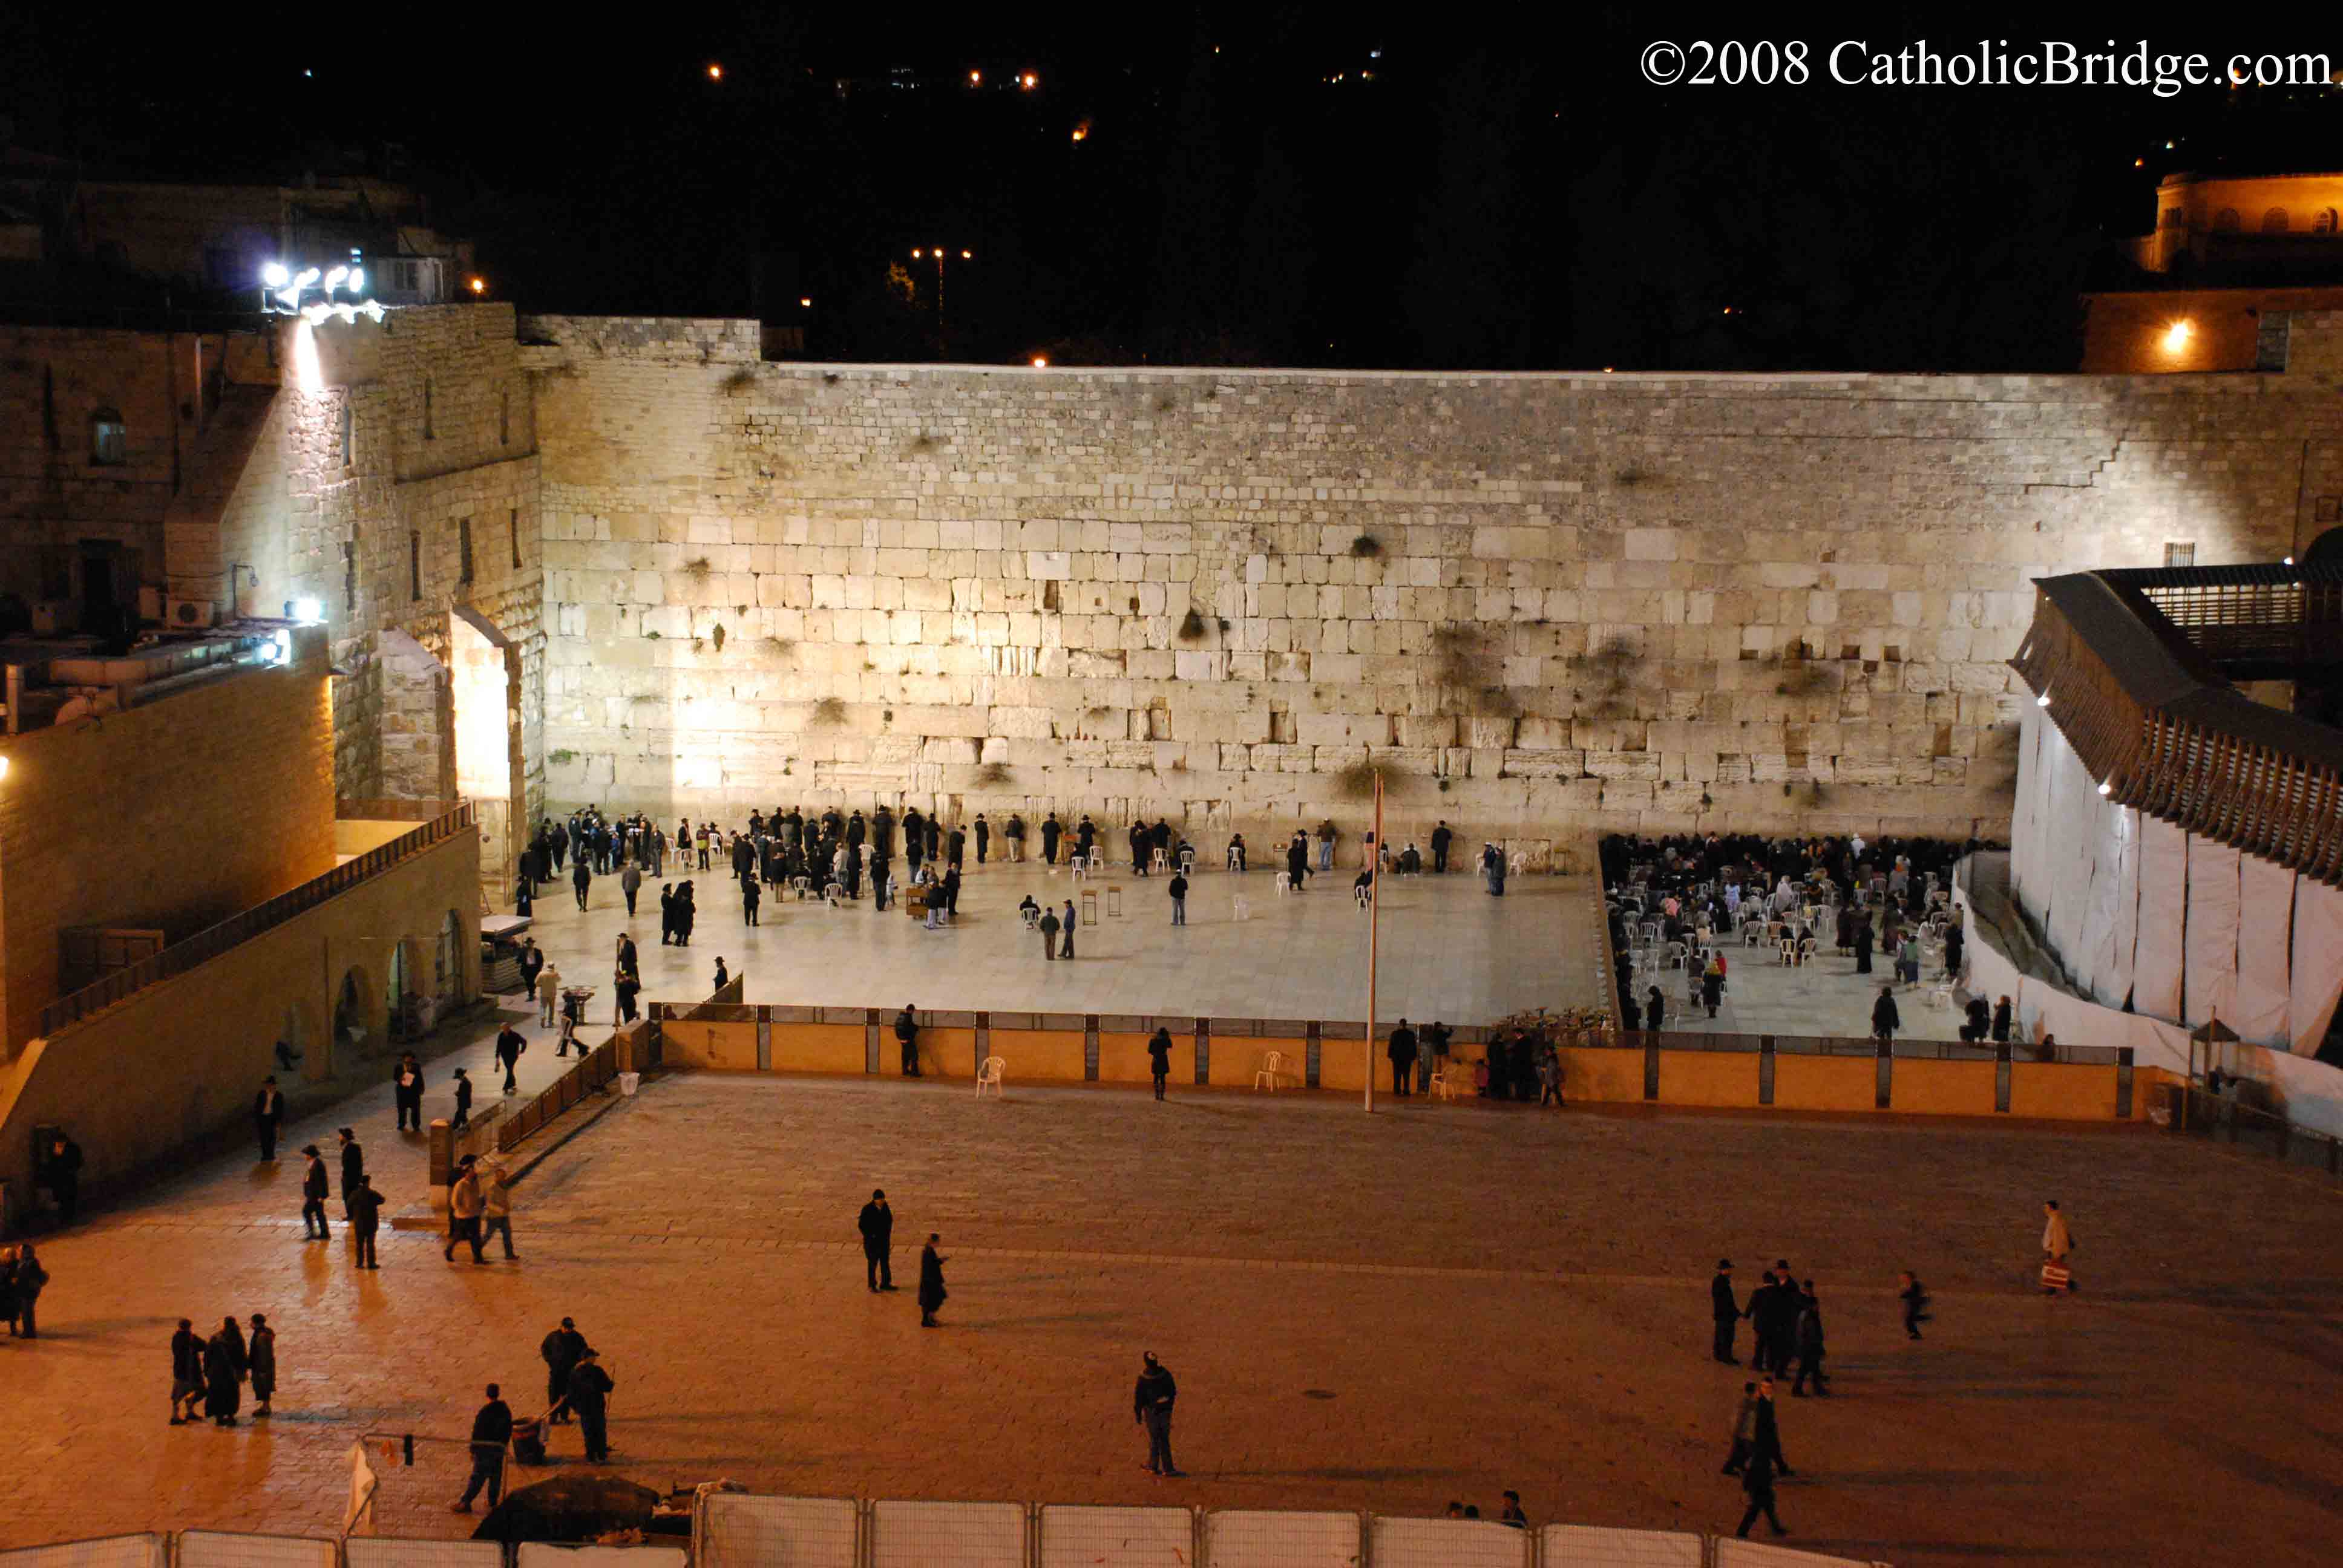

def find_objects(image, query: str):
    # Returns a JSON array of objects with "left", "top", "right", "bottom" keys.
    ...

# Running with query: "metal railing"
[
  {"left": 2013, "top": 571, "right": 2343, "bottom": 883},
  {"left": 36, "top": 805, "right": 477, "bottom": 1037},
  {"left": 494, "top": 1036, "right": 620, "bottom": 1152},
  {"left": 2161, "top": 1082, "right": 2343, "bottom": 1183}
]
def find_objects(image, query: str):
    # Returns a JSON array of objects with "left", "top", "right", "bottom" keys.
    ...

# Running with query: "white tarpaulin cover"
[
  {"left": 2181, "top": 840, "right": 2241, "bottom": 1028},
  {"left": 2129, "top": 817, "right": 2188, "bottom": 1022},
  {"left": 2290, "top": 878, "right": 2343, "bottom": 1056},
  {"left": 2233, "top": 855, "right": 2295, "bottom": 1044}
]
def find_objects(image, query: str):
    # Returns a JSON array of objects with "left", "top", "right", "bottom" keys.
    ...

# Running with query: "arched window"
[
  {"left": 89, "top": 408, "right": 126, "bottom": 465},
  {"left": 2262, "top": 207, "right": 2290, "bottom": 234},
  {"left": 2214, "top": 207, "right": 2242, "bottom": 231},
  {"left": 2160, "top": 206, "right": 2185, "bottom": 229},
  {"left": 2316, "top": 208, "right": 2339, "bottom": 235}
]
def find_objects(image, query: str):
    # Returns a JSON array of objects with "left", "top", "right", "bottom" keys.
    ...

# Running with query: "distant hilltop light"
[{"left": 707, "top": 63, "right": 723, "bottom": 80}]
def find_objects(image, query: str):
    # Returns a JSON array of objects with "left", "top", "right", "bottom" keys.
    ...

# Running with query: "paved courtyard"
[
  {"left": 5, "top": 1065, "right": 2341, "bottom": 1566},
  {"left": 1627, "top": 941, "right": 1970, "bottom": 1043},
  {"left": 513, "top": 858, "right": 1604, "bottom": 1023}
]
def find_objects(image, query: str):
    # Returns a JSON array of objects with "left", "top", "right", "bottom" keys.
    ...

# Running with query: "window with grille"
[
  {"left": 509, "top": 508, "right": 522, "bottom": 569},
  {"left": 2164, "top": 541, "right": 2197, "bottom": 567},
  {"left": 410, "top": 532, "right": 422, "bottom": 601},
  {"left": 458, "top": 518, "right": 474, "bottom": 585}
]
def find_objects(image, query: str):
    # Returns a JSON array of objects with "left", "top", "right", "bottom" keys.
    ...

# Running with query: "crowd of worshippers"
[{"left": 1601, "top": 831, "right": 1990, "bottom": 1028}]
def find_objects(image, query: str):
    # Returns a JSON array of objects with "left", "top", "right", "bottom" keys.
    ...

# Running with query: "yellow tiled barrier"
[
  {"left": 663, "top": 1019, "right": 759, "bottom": 1071},
  {"left": 1772, "top": 1055, "right": 1877, "bottom": 1113},
  {"left": 770, "top": 1022, "right": 868, "bottom": 1076},
  {"left": 1659, "top": 1050, "right": 1761, "bottom": 1106},
  {"left": 1317, "top": 1037, "right": 1375, "bottom": 1092},
  {"left": 1558, "top": 1047, "right": 1645, "bottom": 1104},
  {"left": 2010, "top": 1062, "right": 2120, "bottom": 1120},
  {"left": 1098, "top": 1031, "right": 1176, "bottom": 1085},
  {"left": 1890, "top": 1059, "right": 1996, "bottom": 1116},
  {"left": 1211, "top": 1037, "right": 1301, "bottom": 1087},
  {"left": 917, "top": 1027, "right": 980, "bottom": 1079},
  {"left": 1010, "top": 1030, "right": 1090, "bottom": 1082}
]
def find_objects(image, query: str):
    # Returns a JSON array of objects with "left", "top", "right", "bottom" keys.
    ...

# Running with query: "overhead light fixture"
[
  {"left": 261, "top": 262, "right": 290, "bottom": 288},
  {"left": 289, "top": 598, "right": 325, "bottom": 624},
  {"left": 347, "top": 267, "right": 363, "bottom": 294},
  {"left": 2097, "top": 781, "right": 2113, "bottom": 797},
  {"left": 799, "top": 296, "right": 812, "bottom": 308},
  {"left": 324, "top": 266, "right": 349, "bottom": 290},
  {"left": 1031, "top": 356, "right": 1049, "bottom": 368},
  {"left": 2036, "top": 692, "right": 2052, "bottom": 707}
]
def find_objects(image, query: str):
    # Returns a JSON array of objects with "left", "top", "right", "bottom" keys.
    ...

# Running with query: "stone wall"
[
  {"left": 0, "top": 326, "right": 223, "bottom": 610},
  {"left": 523, "top": 315, "right": 2343, "bottom": 850},
  {"left": 0, "top": 629, "right": 337, "bottom": 1051},
  {"left": 202, "top": 307, "right": 546, "bottom": 871}
]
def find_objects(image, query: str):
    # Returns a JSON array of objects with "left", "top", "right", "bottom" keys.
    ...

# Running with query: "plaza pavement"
[
  {"left": 510, "top": 855, "right": 1604, "bottom": 1023},
  {"left": 5, "top": 1064, "right": 2342, "bottom": 1567}
]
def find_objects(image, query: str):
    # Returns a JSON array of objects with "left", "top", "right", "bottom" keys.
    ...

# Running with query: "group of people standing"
[{"left": 169, "top": 1313, "right": 275, "bottom": 1428}]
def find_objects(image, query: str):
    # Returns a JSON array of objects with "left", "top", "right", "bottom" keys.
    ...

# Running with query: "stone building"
[
  {"left": 520, "top": 313, "right": 2343, "bottom": 855},
  {"left": 10, "top": 302, "right": 2343, "bottom": 877},
  {"left": 0, "top": 305, "right": 543, "bottom": 884}
]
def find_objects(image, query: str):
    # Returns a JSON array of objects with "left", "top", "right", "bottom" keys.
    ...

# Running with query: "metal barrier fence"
[
  {"left": 2161, "top": 1082, "right": 2343, "bottom": 1183},
  {"left": 495, "top": 1038, "right": 620, "bottom": 1153},
  {"left": 38, "top": 804, "right": 477, "bottom": 1036},
  {"left": 4, "top": 1513, "right": 1889, "bottom": 1568}
]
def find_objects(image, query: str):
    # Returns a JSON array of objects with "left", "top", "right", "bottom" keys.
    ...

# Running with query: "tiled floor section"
[
  {"left": 1624, "top": 940, "right": 1970, "bottom": 1042},
  {"left": 6, "top": 1071, "right": 2342, "bottom": 1568},
  {"left": 516, "top": 860, "right": 1601, "bottom": 1022}
]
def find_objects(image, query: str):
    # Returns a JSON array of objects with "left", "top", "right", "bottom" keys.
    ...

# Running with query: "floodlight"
[{"left": 262, "top": 263, "right": 290, "bottom": 288}]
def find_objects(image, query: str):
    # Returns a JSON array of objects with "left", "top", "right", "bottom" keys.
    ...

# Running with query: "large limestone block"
[
  {"left": 1584, "top": 751, "right": 1660, "bottom": 782},
  {"left": 1296, "top": 711, "right": 1393, "bottom": 746},
  {"left": 1398, "top": 714, "right": 1458, "bottom": 748},
  {"left": 1461, "top": 716, "right": 1516, "bottom": 749},
  {"left": 1501, "top": 748, "right": 1587, "bottom": 779}
]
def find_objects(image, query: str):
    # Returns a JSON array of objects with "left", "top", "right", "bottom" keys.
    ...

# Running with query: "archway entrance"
[
  {"left": 451, "top": 608, "right": 521, "bottom": 903},
  {"left": 336, "top": 966, "right": 372, "bottom": 1060}
]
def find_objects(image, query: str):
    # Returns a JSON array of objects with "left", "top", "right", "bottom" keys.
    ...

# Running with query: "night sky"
[{"left": 5, "top": 7, "right": 2341, "bottom": 371}]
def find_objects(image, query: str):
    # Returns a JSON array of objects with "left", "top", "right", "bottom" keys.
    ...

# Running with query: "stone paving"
[
  {"left": 6, "top": 1066, "right": 2342, "bottom": 1567},
  {"left": 511, "top": 857, "right": 1602, "bottom": 1023}
]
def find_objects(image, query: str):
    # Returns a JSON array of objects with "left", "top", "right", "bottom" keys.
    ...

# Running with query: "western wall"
[{"left": 518, "top": 313, "right": 2343, "bottom": 854}]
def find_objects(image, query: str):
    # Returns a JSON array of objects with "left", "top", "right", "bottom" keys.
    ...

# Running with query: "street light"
[
  {"left": 911, "top": 246, "right": 972, "bottom": 356},
  {"left": 469, "top": 276, "right": 487, "bottom": 296}
]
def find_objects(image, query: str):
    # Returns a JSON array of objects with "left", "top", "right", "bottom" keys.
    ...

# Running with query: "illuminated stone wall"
[{"left": 519, "top": 315, "right": 2343, "bottom": 851}]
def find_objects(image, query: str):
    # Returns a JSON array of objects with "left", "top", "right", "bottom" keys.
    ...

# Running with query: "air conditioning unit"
[{"left": 167, "top": 598, "right": 216, "bottom": 629}]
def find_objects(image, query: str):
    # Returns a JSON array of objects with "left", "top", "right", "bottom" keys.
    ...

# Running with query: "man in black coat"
[
  {"left": 349, "top": 1178, "right": 383, "bottom": 1268},
  {"left": 300, "top": 1144, "right": 332, "bottom": 1239},
  {"left": 495, "top": 1024, "right": 526, "bottom": 1094},
  {"left": 919, "top": 1233, "right": 948, "bottom": 1327},
  {"left": 44, "top": 1132, "right": 81, "bottom": 1225},
  {"left": 566, "top": 1351, "right": 615, "bottom": 1463},
  {"left": 541, "top": 1318, "right": 587, "bottom": 1422},
  {"left": 894, "top": 1006, "right": 922, "bottom": 1077},
  {"left": 1430, "top": 820, "right": 1453, "bottom": 874},
  {"left": 1711, "top": 1259, "right": 1742, "bottom": 1364},
  {"left": 336, "top": 1128, "right": 364, "bottom": 1218},
  {"left": 1133, "top": 1351, "right": 1182, "bottom": 1476},
  {"left": 170, "top": 1318, "right": 206, "bottom": 1424},
  {"left": 859, "top": 1189, "right": 896, "bottom": 1292},
  {"left": 1040, "top": 812, "right": 1061, "bottom": 864},
  {"left": 1386, "top": 1020, "right": 1417, "bottom": 1097},
  {"left": 1789, "top": 1281, "right": 1829, "bottom": 1397},
  {"left": 572, "top": 857, "right": 592, "bottom": 912},
  {"left": 1735, "top": 1377, "right": 1794, "bottom": 1538},
  {"left": 455, "top": 1383, "right": 514, "bottom": 1512},
  {"left": 394, "top": 1053, "right": 425, "bottom": 1132},
  {"left": 253, "top": 1075, "right": 285, "bottom": 1161}
]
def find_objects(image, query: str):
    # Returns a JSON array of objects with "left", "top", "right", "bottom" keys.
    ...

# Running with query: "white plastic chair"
[
  {"left": 1354, "top": 884, "right": 1371, "bottom": 907},
  {"left": 1070, "top": 861, "right": 1090, "bottom": 883},
  {"left": 1427, "top": 1068, "right": 1455, "bottom": 1101},
  {"left": 1021, "top": 906, "right": 1040, "bottom": 930},
  {"left": 1231, "top": 894, "right": 1251, "bottom": 921},
  {"left": 1927, "top": 984, "right": 1955, "bottom": 1010},
  {"left": 975, "top": 1056, "right": 1004, "bottom": 1098},
  {"left": 1225, "top": 846, "right": 1244, "bottom": 872},
  {"left": 1253, "top": 1050, "right": 1299, "bottom": 1091},
  {"left": 825, "top": 883, "right": 844, "bottom": 907},
  {"left": 1151, "top": 848, "right": 1169, "bottom": 873},
  {"left": 1509, "top": 851, "right": 1529, "bottom": 877},
  {"left": 1087, "top": 849, "right": 1106, "bottom": 872},
  {"left": 1274, "top": 872, "right": 1292, "bottom": 896}
]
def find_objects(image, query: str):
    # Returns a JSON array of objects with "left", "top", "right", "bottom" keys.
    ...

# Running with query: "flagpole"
[{"left": 1365, "top": 771, "right": 1383, "bottom": 1114}]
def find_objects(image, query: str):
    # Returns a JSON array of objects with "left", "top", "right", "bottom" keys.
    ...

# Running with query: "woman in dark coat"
[
  {"left": 203, "top": 1322, "right": 244, "bottom": 1425},
  {"left": 918, "top": 1233, "right": 948, "bottom": 1328},
  {"left": 1834, "top": 906, "right": 1853, "bottom": 953},
  {"left": 1870, "top": 985, "right": 1901, "bottom": 1045},
  {"left": 675, "top": 882, "right": 696, "bottom": 945},
  {"left": 1852, "top": 918, "right": 1873, "bottom": 975}
]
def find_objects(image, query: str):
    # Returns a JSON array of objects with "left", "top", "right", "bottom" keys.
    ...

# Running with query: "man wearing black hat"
[
  {"left": 566, "top": 1350, "right": 614, "bottom": 1463},
  {"left": 540, "top": 1318, "right": 587, "bottom": 1423},
  {"left": 252, "top": 1075, "right": 285, "bottom": 1161},
  {"left": 299, "top": 1145, "right": 331, "bottom": 1239},
  {"left": 1133, "top": 1351, "right": 1182, "bottom": 1477},
  {"left": 336, "top": 1129, "right": 364, "bottom": 1220},
  {"left": 1710, "top": 1259, "right": 1742, "bottom": 1364},
  {"left": 858, "top": 1189, "right": 896, "bottom": 1292}
]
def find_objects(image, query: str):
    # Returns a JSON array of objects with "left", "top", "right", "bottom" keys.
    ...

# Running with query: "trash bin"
[{"left": 619, "top": 1073, "right": 641, "bottom": 1097}]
